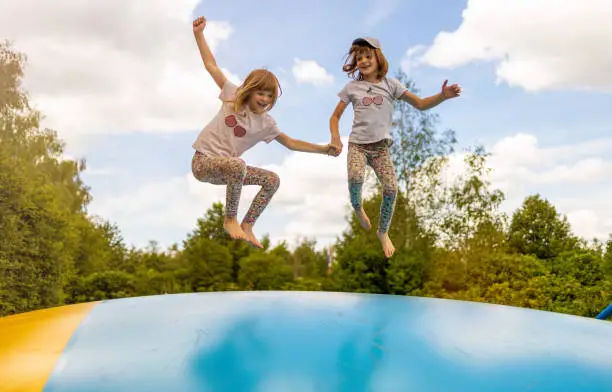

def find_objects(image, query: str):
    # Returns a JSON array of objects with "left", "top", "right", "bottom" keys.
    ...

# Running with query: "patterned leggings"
[
  {"left": 347, "top": 140, "right": 398, "bottom": 234},
  {"left": 191, "top": 151, "right": 280, "bottom": 225}
]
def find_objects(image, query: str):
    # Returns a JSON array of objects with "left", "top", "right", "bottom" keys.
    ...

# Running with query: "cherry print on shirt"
[
  {"left": 224, "top": 114, "right": 247, "bottom": 138},
  {"left": 233, "top": 126, "right": 246, "bottom": 137},
  {"left": 225, "top": 115, "right": 237, "bottom": 127},
  {"left": 362, "top": 95, "right": 383, "bottom": 106}
]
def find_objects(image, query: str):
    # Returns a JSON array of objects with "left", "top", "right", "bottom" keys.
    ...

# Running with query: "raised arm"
[
  {"left": 192, "top": 16, "right": 227, "bottom": 89},
  {"left": 400, "top": 79, "right": 462, "bottom": 111}
]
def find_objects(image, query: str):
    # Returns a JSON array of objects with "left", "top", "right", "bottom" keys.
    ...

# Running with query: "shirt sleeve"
[
  {"left": 263, "top": 115, "right": 282, "bottom": 143},
  {"left": 338, "top": 82, "right": 351, "bottom": 103},
  {"left": 390, "top": 78, "right": 408, "bottom": 99},
  {"left": 219, "top": 80, "right": 238, "bottom": 101}
]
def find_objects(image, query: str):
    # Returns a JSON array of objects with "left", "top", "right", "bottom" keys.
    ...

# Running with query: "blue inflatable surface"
[{"left": 37, "top": 291, "right": 612, "bottom": 391}]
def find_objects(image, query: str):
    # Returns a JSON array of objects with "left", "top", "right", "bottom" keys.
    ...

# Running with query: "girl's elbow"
[
  {"left": 330, "top": 110, "right": 344, "bottom": 122},
  {"left": 285, "top": 138, "right": 297, "bottom": 150},
  {"left": 402, "top": 96, "right": 423, "bottom": 111},
  {"left": 204, "top": 62, "right": 218, "bottom": 72}
]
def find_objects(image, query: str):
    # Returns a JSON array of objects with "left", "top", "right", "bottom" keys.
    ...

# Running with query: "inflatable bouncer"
[{"left": 1, "top": 291, "right": 611, "bottom": 391}]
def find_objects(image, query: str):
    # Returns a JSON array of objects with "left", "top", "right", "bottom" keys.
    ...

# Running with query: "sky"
[{"left": 1, "top": 0, "right": 612, "bottom": 251}]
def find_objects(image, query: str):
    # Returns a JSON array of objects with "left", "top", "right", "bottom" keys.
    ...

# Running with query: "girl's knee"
[
  {"left": 191, "top": 153, "right": 207, "bottom": 181},
  {"left": 231, "top": 159, "right": 248, "bottom": 177},
  {"left": 383, "top": 184, "right": 398, "bottom": 195},
  {"left": 382, "top": 181, "right": 398, "bottom": 204},
  {"left": 267, "top": 172, "right": 281, "bottom": 192},
  {"left": 347, "top": 171, "right": 364, "bottom": 183},
  {"left": 233, "top": 158, "right": 247, "bottom": 169},
  {"left": 383, "top": 177, "right": 398, "bottom": 194},
  {"left": 382, "top": 188, "right": 398, "bottom": 201}
]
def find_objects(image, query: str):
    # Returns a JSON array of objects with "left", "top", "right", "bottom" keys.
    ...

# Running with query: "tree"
[
  {"left": 72, "top": 217, "right": 126, "bottom": 276},
  {"left": 554, "top": 249, "right": 605, "bottom": 287},
  {"left": 290, "top": 239, "right": 328, "bottom": 279},
  {"left": 182, "top": 238, "right": 234, "bottom": 292},
  {"left": 602, "top": 237, "right": 612, "bottom": 278},
  {"left": 426, "top": 145, "right": 506, "bottom": 250},
  {"left": 0, "top": 41, "right": 93, "bottom": 315},
  {"left": 508, "top": 194, "right": 577, "bottom": 259},
  {"left": 184, "top": 202, "right": 253, "bottom": 281},
  {"left": 238, "top": 253, "right": 293, "bottom": 290}
]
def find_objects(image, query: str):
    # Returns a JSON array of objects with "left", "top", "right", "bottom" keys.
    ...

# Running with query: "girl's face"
[
  {"left": 356, "top": 49, "right": 379, "bottom": 78},
  {"left": 247, "top": 89, "right": 274, "bottom": 114}
]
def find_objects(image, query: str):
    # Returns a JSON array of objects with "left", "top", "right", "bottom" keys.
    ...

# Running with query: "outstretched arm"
[
  {"left": 400, "top": 79, "right": 462, "bottom": 111},
  {"left": 275, "top": 133, "right": 338, "bottom": 156},
  {"left": 193, "top": 16, "right": 227, "bottom": 89}
]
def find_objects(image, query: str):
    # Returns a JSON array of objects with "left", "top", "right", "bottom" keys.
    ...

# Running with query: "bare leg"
[{"left": 347, "top": 143, "right": 372, "bottom": 231}]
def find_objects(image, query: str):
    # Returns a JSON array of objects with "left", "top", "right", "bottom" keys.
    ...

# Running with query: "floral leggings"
[
  {"left": 347, "top": 140, "right": 398, "bottom": 234},
  {"left": 191, "top": 151, "right": 280, "bottom": 225}
]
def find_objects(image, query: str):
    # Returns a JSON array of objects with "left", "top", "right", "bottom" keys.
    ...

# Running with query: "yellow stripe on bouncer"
[{"left": 0, "top": 302, "right": 99, "bottom": 392}]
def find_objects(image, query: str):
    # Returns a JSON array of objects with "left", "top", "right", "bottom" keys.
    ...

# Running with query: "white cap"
[{"left": 352, "top": 37, "right": 381, "bottom": 49}]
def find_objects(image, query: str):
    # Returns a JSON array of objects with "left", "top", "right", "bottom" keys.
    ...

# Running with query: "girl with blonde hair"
[{"left": 191, "top": 16, "right": 338, "bottom": 248}]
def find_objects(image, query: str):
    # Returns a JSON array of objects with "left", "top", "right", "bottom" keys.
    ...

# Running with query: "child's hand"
[
  {"left": 330, "top": 137, "right": 343, "bottom": 155},
  {"left": 441, "top": 79, "right": 462, "bottom": 99},
  {"left": 193, "top": 16, "right": 206, "bottom": 34},
  {"left": 324, "top": 144, "right": 341, "bottom": 157}
]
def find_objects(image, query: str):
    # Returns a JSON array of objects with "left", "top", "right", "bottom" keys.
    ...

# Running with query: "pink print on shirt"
[
  {"left": 362, "top": 95, "right": 383, "bottom": 106},
  {"left": 224, "top": 114, "right": 247, "bottom": 138}
]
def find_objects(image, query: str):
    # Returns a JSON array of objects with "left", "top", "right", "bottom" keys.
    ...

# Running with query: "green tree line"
[{"left": 1, "top": 42, "right": 610, "bottom": 318}]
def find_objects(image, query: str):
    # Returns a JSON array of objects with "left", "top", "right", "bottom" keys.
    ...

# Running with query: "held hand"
[
  {"left": 193, "top": 16, "right": 206, "bottom": 34},
  {"left": 330, "top": 137, "right": 343, "bottom": 155},
  {"left": 323, "top": 144, "right": 341, "bottom": 157},
  {"left": 441, "top": 79, "right": 462, "bottom": 99}
]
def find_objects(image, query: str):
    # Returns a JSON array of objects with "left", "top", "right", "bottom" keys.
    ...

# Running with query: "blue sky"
[{"left": 3, "top": 0, "right": 612, "bottom": 250}]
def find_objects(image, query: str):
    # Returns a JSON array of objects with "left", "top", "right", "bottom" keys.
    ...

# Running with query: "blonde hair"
[
  {"left": 342, "top": 44, "right": 388, "bottom": 81},
  {"left": 228, "top": 69, "right": 282, "bottom": 113}
]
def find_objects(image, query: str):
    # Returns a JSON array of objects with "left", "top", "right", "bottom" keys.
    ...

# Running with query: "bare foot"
[
  {"left": 223, "top": 217, "right": 248, "bottom": 241},
  {"left": 377, "top": 231, "right": 395, "bottom": 258},
  {"left": 240, "top": 222, "right": 263, "bottom": 248},
  {"left": 354, "top": 207, "right": 372, "bottom": 231}
]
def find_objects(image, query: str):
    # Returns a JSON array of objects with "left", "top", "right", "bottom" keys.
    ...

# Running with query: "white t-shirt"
[
  {"left": 192, "top": 81, "right": 282, "bottom": 158},
  {"left": 338, "top": 77, "right": 407, "bottom": 144}
]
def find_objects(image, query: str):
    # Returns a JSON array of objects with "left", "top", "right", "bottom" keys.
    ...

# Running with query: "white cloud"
[
  {"left": 404, "top": 0, "right": 612, "bottom": 92},
  {"left": 566, "top": 210, "right": 604, "bottom": 241},
  {"left": 291, "top": 59, "right": 334, "bottom": 87},
  {"left": 400, "top": 45, "right": 426, "bottom": 74},
  {"left": 0, "top": 0, "right": 238, "bottom": 148},
  {"left": 487, "top": 134, "right": 612, "bottom": 187}
]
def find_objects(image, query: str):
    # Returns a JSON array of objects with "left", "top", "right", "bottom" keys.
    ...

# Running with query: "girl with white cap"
[{"left": 329, "top": 37, "right": 462, "bottom": 258}]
